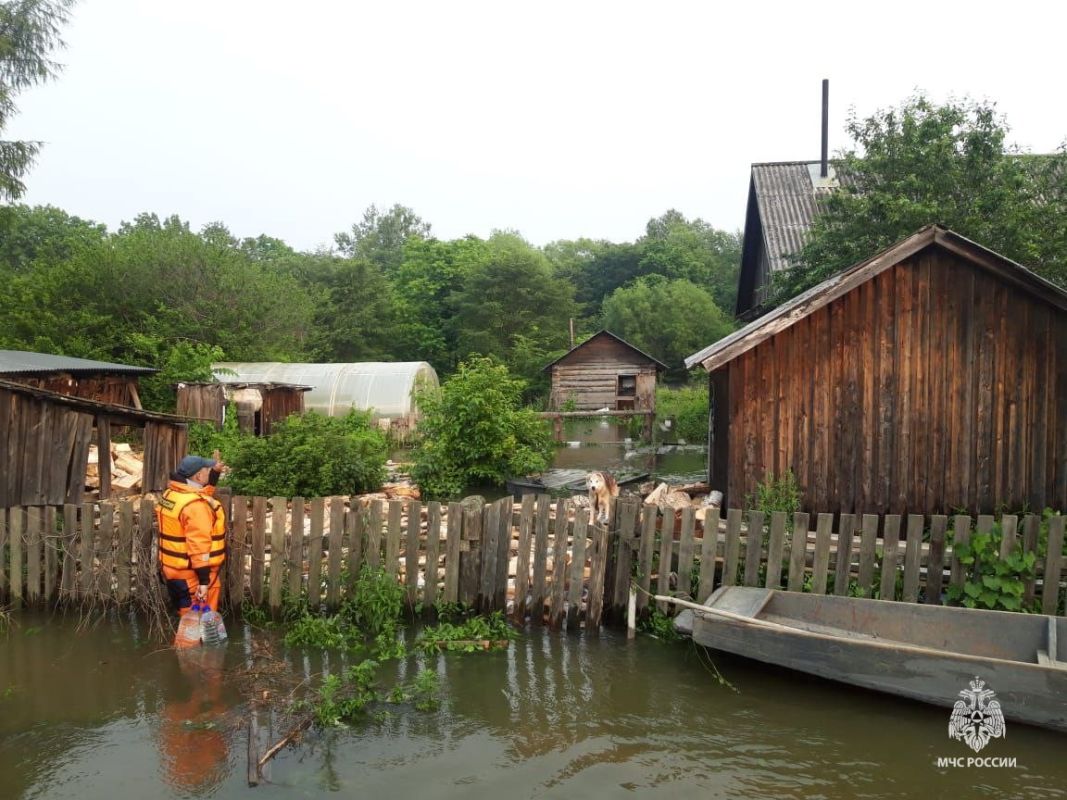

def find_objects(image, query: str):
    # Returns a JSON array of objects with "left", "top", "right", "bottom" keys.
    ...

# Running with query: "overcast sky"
[{"left": 8, "top": 0, "right": 1067, "bottom": 251}]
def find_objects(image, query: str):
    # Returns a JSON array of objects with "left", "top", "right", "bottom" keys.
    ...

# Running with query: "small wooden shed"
[
  {"left": 0, "top": 349, "right": 155, "bottom": 408},
  {"left": 176, "top": 382, "right": 309, "bottom": 435},
  {"left": 544, "top": 331, "right": 666, "bottom": 412},
  {"left": 0, "top": 377, "right": 188, "bottom": 507},
  {"left": 685, "top": 226, "right": 1067, "bottom": 515}
]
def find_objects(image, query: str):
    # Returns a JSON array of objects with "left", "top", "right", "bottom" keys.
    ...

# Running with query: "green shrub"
[
  {"left": 655, "top": 383, "right": 708, "bottom": 443},
  {"left": 947, "top": 524, "right": 1038, "bottom": 611},
  {"left": 411, "top": 357, "right": 554, "bottom": 498},
  {"left": 226, "top": 410, "right": 387, "bottom": 497},
  {"left": 340, "top": 564, "right": 406, "bottom": 636},
  {"left": 748, "top": 471, "right": 802, "bottom": 516}
]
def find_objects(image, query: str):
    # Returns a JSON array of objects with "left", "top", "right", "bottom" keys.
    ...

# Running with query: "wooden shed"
[
  {"left": 544, "top": 330, "right": 666, "bottom": 412},
  {"left": 176, "top": 382, "right": 309, "bottom": 435},
  {"left": 0, "top": 378, "right": 188, "bottom": 507},
  {"left": 0, "top": 349, "right": 155, "bottom": 408},
  {"left": 685, "top": 226, "right": 1067, "bottom": 515}
]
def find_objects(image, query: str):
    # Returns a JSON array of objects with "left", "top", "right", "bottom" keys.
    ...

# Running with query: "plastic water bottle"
[
  {"left": 175, "top": 603, "right": 203, "bottom": 648},
  {"left": 200, "top": 607, "right": 227, "bottom": 644}
]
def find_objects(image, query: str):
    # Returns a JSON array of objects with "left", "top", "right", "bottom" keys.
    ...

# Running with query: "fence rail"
[{"left": 1, "top": 495, "right": 1065, "bottom": 625}]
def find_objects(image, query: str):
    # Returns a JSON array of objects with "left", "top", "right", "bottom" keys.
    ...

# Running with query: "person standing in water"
[{"left": 156, "top": 454, "right": 227, "bottom": 615}]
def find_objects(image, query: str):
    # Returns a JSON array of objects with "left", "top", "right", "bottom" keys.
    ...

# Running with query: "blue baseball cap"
[{"left": 177, "top": 455, "right": 217, "bottom": 477}]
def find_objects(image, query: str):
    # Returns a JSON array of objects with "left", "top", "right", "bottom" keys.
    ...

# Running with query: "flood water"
[{"left": 3, "top": 610, "right": 1065, "bottom": 799}]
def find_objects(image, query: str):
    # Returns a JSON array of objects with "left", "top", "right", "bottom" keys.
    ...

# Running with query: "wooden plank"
[
  {"left": 901, "top": 514, "right": 923, "bottom": 603},
  {"left": 635, "top": 505, "right": 658, "bottom": 612},
  {"left": 611, "top": 499, "right": 640, "bottom": 616},
  {"left": 833, "top": 514, "right": 856, "bottom": 596},
  {"left": 404, "top": 500, "right": 421, "bottom": 609},
  {"left": 723, "top": 509, "right": 742, "bottom": 587},
  {"left": 655, "top": 509, "right": 675, "bottom": 614},
  {"left": 60, "top": 504, "right": 78, "bottom": 599},
  {"left": 1021, "top": 514, "right": 1040, "bottom": 608},
  {"left": 785, "top": 514, "right": 806, "bottom": 597},
  {"left": 530, "top": 494, "right": 551, "bottom": 624},
  {"left": 96, "top": 502, "right": 114, "bottom": 599},
  {"left": 856, "top": 514, "right": 879, "bottom": 598},
  {"left": 327, "top": 497, "right": 345, "bottom": 610},
  {"left": 423, "top": 502, "right": 442, "bottom": 610},
  {"left": 998, "top": 514, "right": 1019, "bottom": 560},
  {"left": 229, "top": 496, "right": 249, "bottom": 611},
  {"left": 250, "top": 496, "right": 266, "bottom": 606},
  {"left": 950, "top": 515, "right": 983, "bottom": 591},
  {"left": 675, "top": 507, "right": 697, "bottom": 600},
  {"left": 366, "top": 499, "right": 383, "bottom": 571},
  {"left": 458, "top": 502, "right": 483, "bottom": 607},
  {"left": 879, "top": 514, "right": 901, "bottom": 601},
  {"left": 115, "top": 500, "right": 134, "bottom": 603},
  {"left": 586, "top": 519, "right": 609, "bottom": 630},
  {"left": 307, "top": 498, "right": 324, "bottom": 609},
  {"left": 698, "top": 507, "right": 720, "bottom": 601},
  {"left": 764, "top": 511, "right": 786, "bottom": 589},
  {"left": 512, "top": 494, "right": 535, "bottom": 622},
  {"left": 96, "top": 417, "right": 111, "bottom": 501},
  {"left": 548, "top": 499, "right": 569, "bottom": 627},
  {"left": 385, "top": 500, "right": 403, "bottom": 583},
  {"left": 0, "top": 508, "right": 7, "bottom": 599},
  {"left": 923, "top": 515, "right": 949, "bottom": 605},
  {"left": 1041, "top": 515, "right": 1065, "bottom": 616},
  {"left": 347, "top": 507, "right": 365, "bottom": 590},
  {"left": 566, "top": 508, "right": 589, "bottom": 630},
  {"left": 288, "top": 498, "right": 304, "bottom": 599},
  {"left": 494, "top": 497, "right": 510, "bottom": 611},
  {"left": 268, "top": 496, "right": 286, "bottom": 615},
  {"left": 42, "top": 506, "right": 57, "bottom": 602},
  {"left": 9, "top": 507, "right": 22, "bottom": 606},
  {"left": 479, "top": 501, "right": 500, "bottom": 611},
  {"left": 442, "top": 502, "right": 463, "bottom": 604},
  {"left": 25, "top": 506, "right": 41, "bottom": 605},
  {"left": 742, "top": 511, "right": 765, "bottom": 587},
  {"left": 811, "top": 513, "right": 833, "bottom": 595},
  {"left": 78, "top": 502, "right": 93, "bottom": 598}
]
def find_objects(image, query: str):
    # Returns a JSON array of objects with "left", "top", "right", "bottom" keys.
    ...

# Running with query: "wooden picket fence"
[{"left": 1, "top": 494, "right": 1065, "bottom": 625}]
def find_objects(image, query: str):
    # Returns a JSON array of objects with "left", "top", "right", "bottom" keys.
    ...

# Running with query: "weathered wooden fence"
[{"left": 1, "top": 496, "right": 1065, "bottom": 625}]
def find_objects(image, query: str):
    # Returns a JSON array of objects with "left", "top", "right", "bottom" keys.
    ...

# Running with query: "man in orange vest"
[{"left": 156, "top": 454, "right": 227, "bottom": 615}]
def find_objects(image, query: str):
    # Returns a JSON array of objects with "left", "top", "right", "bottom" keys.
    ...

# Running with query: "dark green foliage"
[
  {"left": 748, "top": 471, "right": 802, "bottom": 517},
  {"left": 655, "top": 383, "right": 709, "bottom": 443},
  {"left": 639, "top": 609, "right": 682, "bottom": 642},
  {"left": 416, "top": 610, "right": 517, "bottom": 652},
  {"left": 772, "top": 95, "right": 1067, "bottom": 305},
  {"left": 410, "top": 357, "right": 554, "bottom": 499},
  {"left": 601, "top": 276, "right": 734, "bottom": 376},
  {"left": 340, "top": 564, "right": 406, "bottom": 637},
  {"left": 948, "top": 525, "right": 1037, "bottom": 611},
  {"left": 225, "top": 411, "right": 387, "bottom": 498}
]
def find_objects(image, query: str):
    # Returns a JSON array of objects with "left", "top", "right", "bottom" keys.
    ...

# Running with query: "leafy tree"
[
  {"left": 0, "top": 0, "right": 74, "bottom": 200},
  {"left": 544, "top": 238, "right": 642, "bottom": 320},
  {"left": 410, "top": 357, "right": 553, "bottom": 498},
  {"left": 334, "top": 203, "right": 431, "bottom": 274},
  {"left": 0, "top": 204, "right": 105, "bottom": 271},
  {"left": 304, "top": 255, "right": 401, "bottom": 362},
  {"left": 448, "top": 232, "right": 577, "bottom": 383},
  {"left": 601, "top": 276, "right": 734, "bottom": 376},
  {"left": 771, "top": 95, "right": 1067, "bottom": 303}
]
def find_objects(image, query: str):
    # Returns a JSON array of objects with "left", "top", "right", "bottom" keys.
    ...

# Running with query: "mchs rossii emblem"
[{"left": 948, "top": 677, "right": 1006, "bottom": 753}]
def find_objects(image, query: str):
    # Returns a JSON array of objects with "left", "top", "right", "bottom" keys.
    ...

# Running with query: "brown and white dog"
[{"left": 587, "top": 471, "right": 619, "bottom": 524}]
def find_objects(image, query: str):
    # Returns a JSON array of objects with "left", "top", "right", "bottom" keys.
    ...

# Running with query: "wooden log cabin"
[
  {"left": 544, "top": 331, "right": 666, "bottom": 412},
  {"left": 685, "top": 226, "right": 1067, "bottom": 515}
]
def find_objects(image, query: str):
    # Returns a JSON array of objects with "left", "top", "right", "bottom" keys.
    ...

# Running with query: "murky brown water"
[{"left": 2, "top": 609, "right": 1065, "bottom": 799}]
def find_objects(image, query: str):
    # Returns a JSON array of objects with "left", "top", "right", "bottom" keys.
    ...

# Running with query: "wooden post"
[
  {"left": 494, "top": 497, "right": 510, "bottom": 611},
  {"left": 423, "top": 502, "right": 443, "bottom": 611},
  {"left": 675, "top": 507, "right": 696, "bottom": 601},
  {"left": 386, "top": 500, "right": 403, "bottom": 583},
  {"left": 627, "top": 584, "right": 637, "bottom": 640},
  {"left": 1021, "top": 514, "right": 1040, "bottom": 607},
  {"left": 78, "top": 502, "right": 94, "bottom": 599},
  {"left": 366, "top": 500, "right": 383, "bottom": 571},
  {"left": 856, "top": 514, "right": 879, "bottom": 598},
  {"left": 925, "top": 515, "right": 948, "bottom": 605},
  {"left": 901, "top": 514, "right": 923, "bottom": 603},
  {"left": 26, "top": 506, "right": 41, "bottom": 605},
  {"left": 610, "top": 499, "right": 639, "bottom": 619},
  {"left": 811, "top": 513, "right": 833, "bottom": 595},
  {"left": 530, "top": 494, "right": 551, "bottom": 625},
  {"left": 307, "top": 498, "right": 324, "bottom": 609},
  {"left": 1041, "top": 515, "right": 1065, "bottom": 616},
  {"left": 250, "top": 496, "right": 266, "bottom": 607},
  {"left": 229, "top": 497, "right": 249, "bottom": 611},
  {"left": 10, "top": 507, "right": 23, "bottom": 606},
  {"left": 459, "top": 501, "right": 482, "bottom": 607},
  {"left": 635, "top": 506, "right": 658, "bottom": 614},
  {"left": 405, "top": 500, "right": 421, "bottom": 609},
  {"left": 742, "top": 511, "right": 764, "bottom": 587},
  {"left": 787, "top": 512, "right": 810, "bottom": 593},
  {"left": 879, "top": 514, "right": 901, "bottom": 601},
  {"left": 655, "top": 511, "right": 674, "bottom": 615},
  {"left": 548, "top": 499, "right": 569, "bottom": 628},
  {"left": 347, "top": 506, "right": 365, "bottom": 590},
  {"left": 698, "top": 507, "right": 720, "bottom": 602},
  {"left": 288, "top": 498, "right": 305, "bottom": 600},
  {"left": 268, "top": 497, "right": 286, "bottom": 615},
  {"left": 723, "top": 509, "right": 742, "bottom": 587},
  {"left": 96, "top": 417, "right": 111, "bottom": 501},
  {"left": 586, "top": 519, "right": 609, "bottom": 630},
  {"left": 479, "top": 501, "right": 500, "bottom": 612},
  {"left": 327, "top": 498, "right": 344, "bottom": 610},
  {"left": 443, "top": 502, "right": 462, "bottom": 603},
  {"left": 43, "top": 506, "right": 57, "bottom": 603},
  {"left": 832, "top": 514, "right": 856, "bottom": 596},
  {"left": 566, "top": 510, "right": 588, "bottom": 631},
  {"left": 512, "top": 494, "right": 535, "bottom": 623},
  {"left": 764, "top": 511, "right": 786, "bottom": 589},
  {"left": 60, "top": 504, "right": 78, "bottom": 600},
  {"left": 115, "top": 500, "right": 134, "bottom": 603}
]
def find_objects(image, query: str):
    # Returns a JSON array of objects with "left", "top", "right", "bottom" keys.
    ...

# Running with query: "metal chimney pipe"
[{"left": 820, "top": 79, "right": 829, "bottom": 178}]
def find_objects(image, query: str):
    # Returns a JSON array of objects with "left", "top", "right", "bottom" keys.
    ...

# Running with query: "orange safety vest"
[{"left": 156, "top": 485, "right": 227, "bottom": 571}]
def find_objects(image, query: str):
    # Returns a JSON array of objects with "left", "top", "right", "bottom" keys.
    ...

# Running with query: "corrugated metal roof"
[
  {"left": 751, "top": 161, "right": 834, "bottom": 275},
  {"left": 0, "top": 350, "right": 156, "bottom": 376}
]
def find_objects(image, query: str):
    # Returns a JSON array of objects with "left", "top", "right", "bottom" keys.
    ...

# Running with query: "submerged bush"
[
  {"left": 226, "top": 410, "right": 387, "bottom": 497},
  {"left": 655, "top": 383, "right": 709, "bottom": 443},
  {"left": 410, "top": 357, "right": 553, "bottom": 498}
]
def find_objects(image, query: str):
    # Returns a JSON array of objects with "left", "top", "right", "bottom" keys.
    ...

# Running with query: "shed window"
[{"left": 617, "top": 375, "right": 637, "bottom": 397}]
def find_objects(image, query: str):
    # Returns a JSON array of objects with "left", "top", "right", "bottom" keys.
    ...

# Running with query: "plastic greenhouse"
[{"left": 212, "top": 362, "right": 438, "bottom": 432}]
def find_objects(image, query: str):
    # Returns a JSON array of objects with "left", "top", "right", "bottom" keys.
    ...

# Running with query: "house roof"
[
  {"left": 0, "top": 349, "right": 156, "bottom": 377},
  {"left": 750, "top": 160, "right": 838, "bottom": 276},
  {"left": 687, "top": 225, "right": 1067, "bottom": 373},
  {"left": 0, "top": 377, "right": 187, "bottom": 426},
  {"left": 542, "top": 330, "right": 669, "bottom": 372}
]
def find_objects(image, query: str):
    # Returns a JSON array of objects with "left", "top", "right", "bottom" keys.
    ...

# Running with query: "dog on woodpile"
[{"left": 587, "top": 471, "right": 619, "bottom": 524}]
